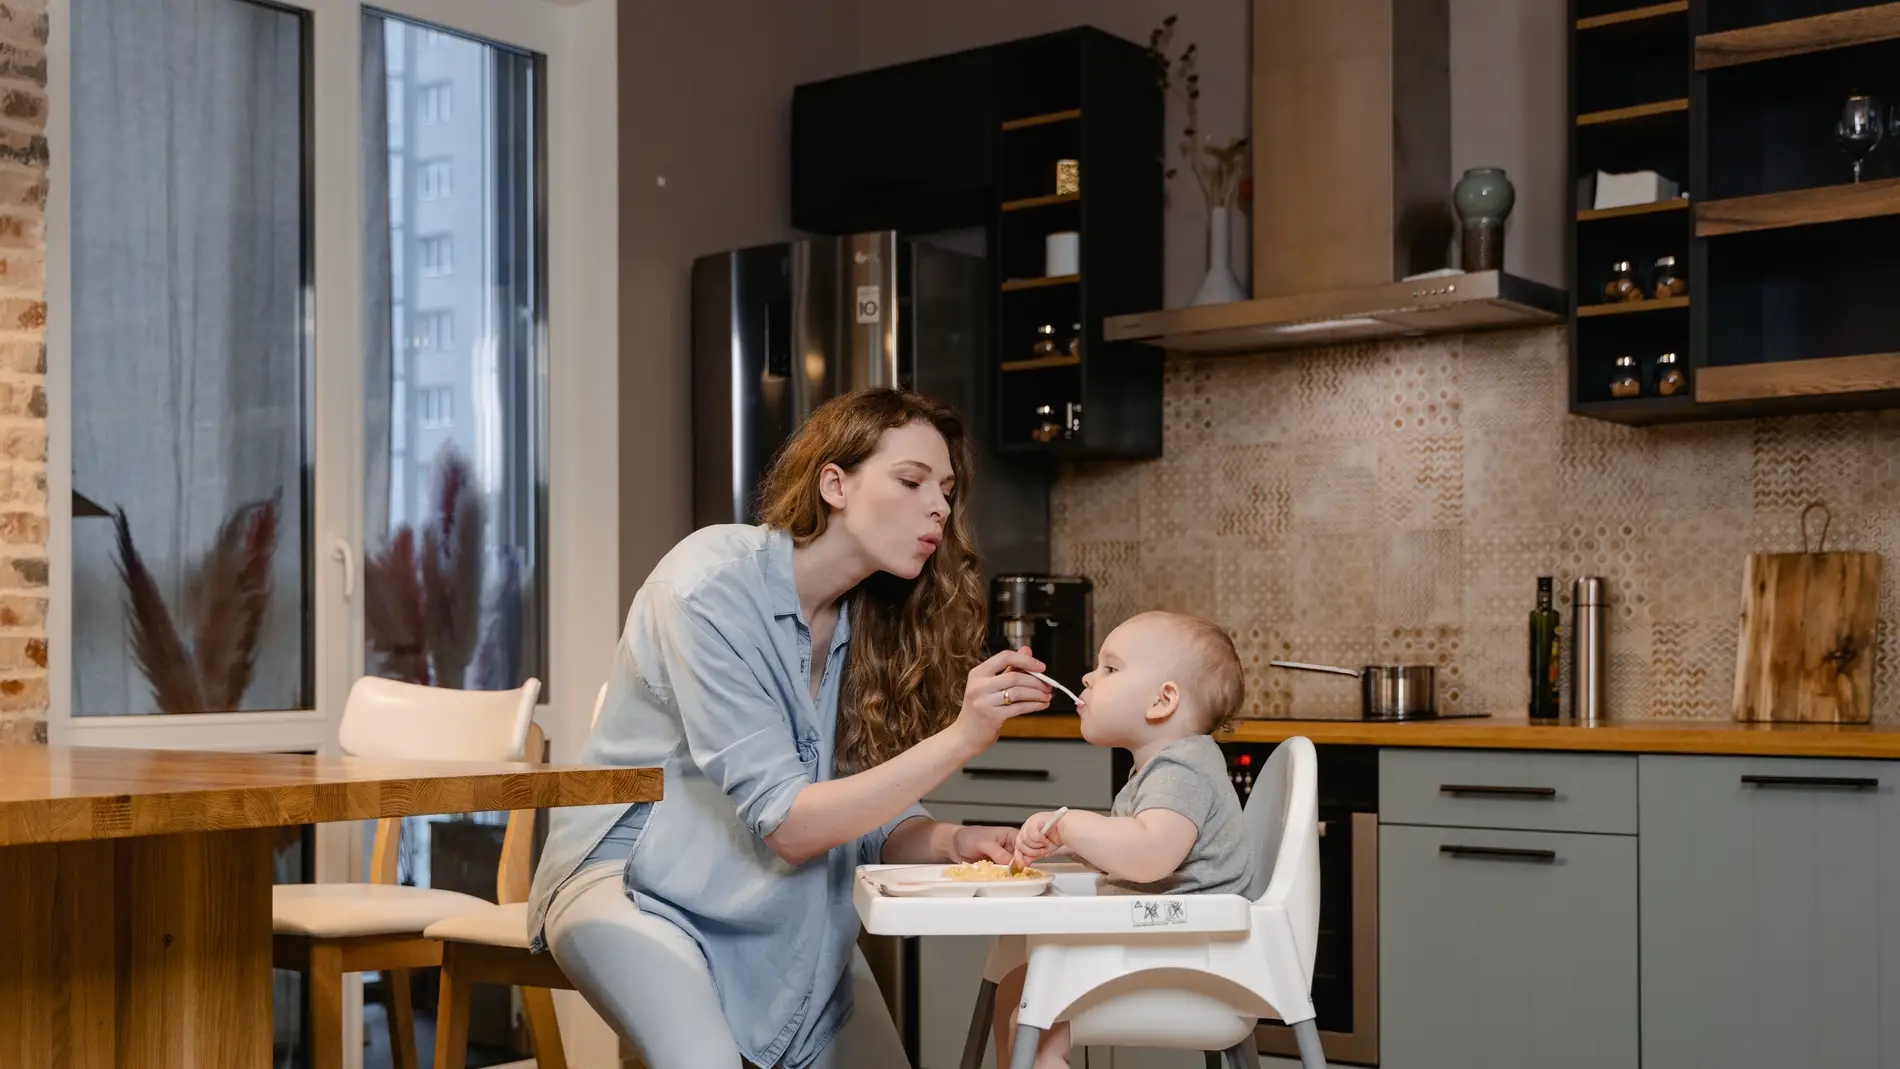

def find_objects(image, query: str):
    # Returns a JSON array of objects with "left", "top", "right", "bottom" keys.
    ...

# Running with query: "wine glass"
[{"left": 1837, "top": 93, "right": 1884, "bottom": 184}]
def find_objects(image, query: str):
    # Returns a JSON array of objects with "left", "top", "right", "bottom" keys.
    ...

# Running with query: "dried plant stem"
[
  {"left": 1147, "top": 15, "right": 1249, "bottom": 210},
  {"left": 114, "top": 492, "right": 283, "bottom": 714}
]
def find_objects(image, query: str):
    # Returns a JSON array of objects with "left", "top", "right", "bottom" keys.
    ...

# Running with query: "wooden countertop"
[
  {"left": 0, "top": 744, "right": 662, "bottom": 846},
  {"left": 1001, "top": 714, "right": 1900, "bottom": 759}
]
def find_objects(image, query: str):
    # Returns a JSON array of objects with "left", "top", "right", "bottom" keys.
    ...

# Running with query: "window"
[
  {"left": 419, "top": 158, "right": 451, "bottom": 200},
  {"left": 418, "top": 310, "right": 453, "bottom": 350},
  {"left": 70, "top": 0, "right": 312, "bottom": 716},
  {"left": 418, "top": 386, "right": 454, "bottom": 429},
  {"left": 418, "top": 81, "right": 452, "bottom": 124},
  {"left": 365, "top": 12, "right": 547, "bottom": 706},
  {"left": 419, "top": 234, "right": 452, "bottom": 276}
]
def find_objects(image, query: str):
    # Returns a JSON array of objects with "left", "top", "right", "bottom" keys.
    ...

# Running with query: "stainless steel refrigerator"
[{"left": 692, "top": 231, "right": 1050, "bottom": 580}]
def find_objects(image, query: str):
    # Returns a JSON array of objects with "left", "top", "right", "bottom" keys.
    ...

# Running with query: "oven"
[{"left": 1114, "top": 742, "right": 1383, "bottom": 1065}]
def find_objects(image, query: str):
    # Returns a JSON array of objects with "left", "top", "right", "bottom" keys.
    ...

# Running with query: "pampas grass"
[
  {"left": 113, "top": 490, "right": 282, "bottom": 714},
  {"left": 365, "top": 444, "right": 488, "bottom": 687}
]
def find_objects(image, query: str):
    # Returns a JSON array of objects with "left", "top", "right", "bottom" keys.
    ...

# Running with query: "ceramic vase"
[
  {"left": 1453, "top": 167, "right": 1515, "bottom": 272},
  {"left": 1191, "top": 205, "right": 1246, "bottom": 306}
]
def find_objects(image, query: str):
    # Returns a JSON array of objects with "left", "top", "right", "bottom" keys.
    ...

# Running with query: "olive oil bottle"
[{"left": 1529, "top": 577, "right": 1562, "bottom": 720}]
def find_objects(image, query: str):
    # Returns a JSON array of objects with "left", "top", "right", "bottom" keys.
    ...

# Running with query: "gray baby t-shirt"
[{"left": 1104, "top": 734, "right": 1252, "bottom": 895}]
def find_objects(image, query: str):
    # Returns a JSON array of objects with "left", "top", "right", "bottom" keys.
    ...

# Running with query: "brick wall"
[{"left": 0, "top": 0, "right": 45, "bottom": 743}]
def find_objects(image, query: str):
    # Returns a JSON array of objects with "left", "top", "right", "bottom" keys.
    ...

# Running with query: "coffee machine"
[{"left": 988, "top": 575, "right": 1093, "bottom": 715}]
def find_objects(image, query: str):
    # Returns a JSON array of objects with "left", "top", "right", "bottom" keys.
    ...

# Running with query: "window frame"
[{"left": 45, "top": 0, "right": 621, "bottom": 770}]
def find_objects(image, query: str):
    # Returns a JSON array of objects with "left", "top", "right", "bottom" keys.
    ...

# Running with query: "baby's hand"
[{"left": 1013, "top": 810, "right": 1065, "bottom": 861}]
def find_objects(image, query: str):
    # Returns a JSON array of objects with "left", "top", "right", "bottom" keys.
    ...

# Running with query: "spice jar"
[
  {"left": 1064, "top": 321, "right": 1083, "bottom": 358},
  {"left": 1652, "top": 255, "right": 1685, "bottom": 298},
  {"left": 1610, "top": 355, "right": 1642, "bottom": 398},
  {"left": 1032, "top": 324, "right": 1059, "bottom": 359},
  {"left": 1603, "top": 261, "right": 1643, "bottom": 303},
  {"left": 1654, "top": 351, "right": 1689, "bottom": 396},
  {"left": 1054, "top": 158, "right": 1080, "bottom": 196},
  {"left": 1031, "top": 404, "right": 1062, "bottom": 443}
]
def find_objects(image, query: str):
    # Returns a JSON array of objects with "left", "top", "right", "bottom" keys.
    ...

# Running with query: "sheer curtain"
[{"left": 69, "top": 0, "right": 309, "bottom": 716}]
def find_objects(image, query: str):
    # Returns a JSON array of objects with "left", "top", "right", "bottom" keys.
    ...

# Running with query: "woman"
[{"left": 527, "top": 388, "right": 1052, "bottom": 1068}]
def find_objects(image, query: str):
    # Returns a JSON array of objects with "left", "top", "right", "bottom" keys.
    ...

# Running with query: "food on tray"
[{"left": 942, "top": 859, "right": 1045, "bottom": 881}]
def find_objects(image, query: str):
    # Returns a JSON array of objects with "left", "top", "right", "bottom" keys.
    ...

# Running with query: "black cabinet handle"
[
  {"left": 961, "top": 768, "right": 1051, "bottom": 782},
  {"left": 1741, "top": 774, "right": 1878, "bottom": 790},
  {"left": 1440, "top": 844, "right": 1557, "bottom": 863},
  {"left": 958, "top": 819, "right": 1020, "bottom": 828},
  {"left": 1439, "top": 784, "right": 1557, "bottom": 798}
]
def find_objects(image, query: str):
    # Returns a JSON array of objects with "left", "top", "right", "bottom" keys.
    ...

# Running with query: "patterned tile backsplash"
[{"left": 1050, "top": 326, "right": 1900, "bottom": 721}]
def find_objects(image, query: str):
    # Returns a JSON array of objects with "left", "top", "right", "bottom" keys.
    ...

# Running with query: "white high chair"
[{"left": 987, "top": 735, "right": 1326, "bottom": 1069}]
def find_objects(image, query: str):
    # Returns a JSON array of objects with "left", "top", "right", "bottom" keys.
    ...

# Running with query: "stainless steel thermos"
[{"left": 1571, "top": 576, "right": 1607, "bottom": 724}]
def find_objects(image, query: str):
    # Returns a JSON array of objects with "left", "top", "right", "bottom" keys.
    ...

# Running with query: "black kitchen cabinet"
[
  {"left": 792, "top": 28, "right": 1164, "bottom": 460},
  {"left": 792, "top": 48, "right": 997, "bottom": 235}
]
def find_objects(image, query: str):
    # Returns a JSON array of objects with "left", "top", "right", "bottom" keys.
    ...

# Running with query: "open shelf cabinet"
[
  {"left": 991, "top": 27, "right": 1162, "bottom": 458},
  {"left": 1570, "top": 0, "right": 1900, "bottom": 424}
]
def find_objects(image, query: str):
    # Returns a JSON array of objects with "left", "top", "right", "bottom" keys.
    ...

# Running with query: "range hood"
[
  {"left": 1104, "top": 270, "right": 1564, "bottom": 353},
  {"left": 1109, "top": 0, "right": 1567, "bottom": 355}
]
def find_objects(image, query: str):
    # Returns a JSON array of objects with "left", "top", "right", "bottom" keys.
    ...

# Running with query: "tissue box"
[{"left": 1594, "top": 170, "right": 1680, "bottom": 210}]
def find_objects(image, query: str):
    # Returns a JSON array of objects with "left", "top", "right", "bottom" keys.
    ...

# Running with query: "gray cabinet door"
[
  {"left": 916, "top": 933, "right": 997, "bottom": 1069},
  {"left": 1380, "top": 825, "right": 1638, "bottom": 1069},
  {"left": 920, "top": 937, "right": 1121, "bottom": 1069},
  {"left": 1640, "top": 755, "right": 1900, "bottom": 1069}
]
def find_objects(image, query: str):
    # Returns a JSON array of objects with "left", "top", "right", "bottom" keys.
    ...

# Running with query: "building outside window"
[
  {"left": 419, "top": 157, "right": 451, "bottom": 200},
  {"left": 418, "top": 385, "right": 454, "bottom": 429},
  {"left": 419, "top": 234, "right": 452, "bottom": 276},
  {"left": 418, "top": 309, "right": 452, "bottom": 350},
  {"left": 418, "top": 80, "right": 451, "bottom": 123}
]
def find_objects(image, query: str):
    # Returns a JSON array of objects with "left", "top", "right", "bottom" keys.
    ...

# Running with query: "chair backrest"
[
  {"left": 1239, "top": 736, "right": 1321, "bottom": 976},
  {"left": 495, "top": 681, "right": 608, "bottom": 904},
  {"left": 349, "top": 677, "right": 540, "bottom": 887},
  {"left": 337, "top": 675, "right": 541, "bottom": 762},
  {"left": 592, "top": 681, "right": 608, "bottom": 727}
]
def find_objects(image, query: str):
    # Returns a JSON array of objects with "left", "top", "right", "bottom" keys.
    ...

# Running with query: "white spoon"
[
  {"left": 1027, "top": 670, "right": 1083, "bottom": 708},
  {"left": 1010, "top": 807, "right": 1071, "bottom": 875}
]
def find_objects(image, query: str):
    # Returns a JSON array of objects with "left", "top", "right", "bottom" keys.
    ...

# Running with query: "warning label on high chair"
[{"left": 1131, "top": 900, "right": 1188, "bottom": 928}]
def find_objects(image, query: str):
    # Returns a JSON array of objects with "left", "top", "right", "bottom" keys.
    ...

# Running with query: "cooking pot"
[{"left": 1270, "top": 660, "right": 1438, "bottom": 720}]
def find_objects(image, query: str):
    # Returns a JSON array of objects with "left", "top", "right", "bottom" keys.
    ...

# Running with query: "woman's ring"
[{"left": 1002, "top": 688, "right": 1014, "bottom": 706}]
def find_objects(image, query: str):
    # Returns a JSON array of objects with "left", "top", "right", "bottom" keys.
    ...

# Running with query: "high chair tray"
[{"left": 853, "top": 863, "right": 1254, "bottom": 937}]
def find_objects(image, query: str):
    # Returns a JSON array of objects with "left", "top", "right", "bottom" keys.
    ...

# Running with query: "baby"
[{"left": 995, "top": 610, "right": 1252, "bottom": 1069}]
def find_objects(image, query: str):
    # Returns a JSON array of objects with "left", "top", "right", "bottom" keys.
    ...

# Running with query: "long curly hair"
[{"left": 754, "top": 388, "right": 988, "bottom": 775}]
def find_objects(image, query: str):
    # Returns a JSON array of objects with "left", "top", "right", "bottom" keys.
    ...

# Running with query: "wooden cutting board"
[{"left": 1733, "top": 549, "right": 1882, "bottom": 723}]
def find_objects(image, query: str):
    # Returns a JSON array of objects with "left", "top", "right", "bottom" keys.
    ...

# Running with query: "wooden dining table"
[{"left": 0, "top": 743, "right": 660, "bottom": 1069}]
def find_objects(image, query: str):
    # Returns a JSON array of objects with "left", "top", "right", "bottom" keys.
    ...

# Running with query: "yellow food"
[{"left": 943, "top": 860, "right": 1045, "bottom": 881}]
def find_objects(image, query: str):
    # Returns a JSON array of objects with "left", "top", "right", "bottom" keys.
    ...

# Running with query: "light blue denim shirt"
[{"left": 527, "top": 524, "right": 928, "bottom": 1069}]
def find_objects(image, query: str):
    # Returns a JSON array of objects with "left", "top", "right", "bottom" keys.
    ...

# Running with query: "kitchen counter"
[{"left": 1001, "top": 714, "right": 1900, "bottom": 758}]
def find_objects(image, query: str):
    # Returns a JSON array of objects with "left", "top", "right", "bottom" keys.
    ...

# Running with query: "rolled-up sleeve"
[
  {"left": 861, "top": 801, "right": 931, "bottom": 867},
  {"left": 645, "top": 587, "right": 811, "bottom": 840}
]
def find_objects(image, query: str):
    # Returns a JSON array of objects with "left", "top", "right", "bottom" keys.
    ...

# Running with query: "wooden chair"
[
  {"left": 272, "top": 676, "right": 541, "bottom": 1069},
  {"left": 428, "top": 683, "right": 611, "bottom": 1069}
]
